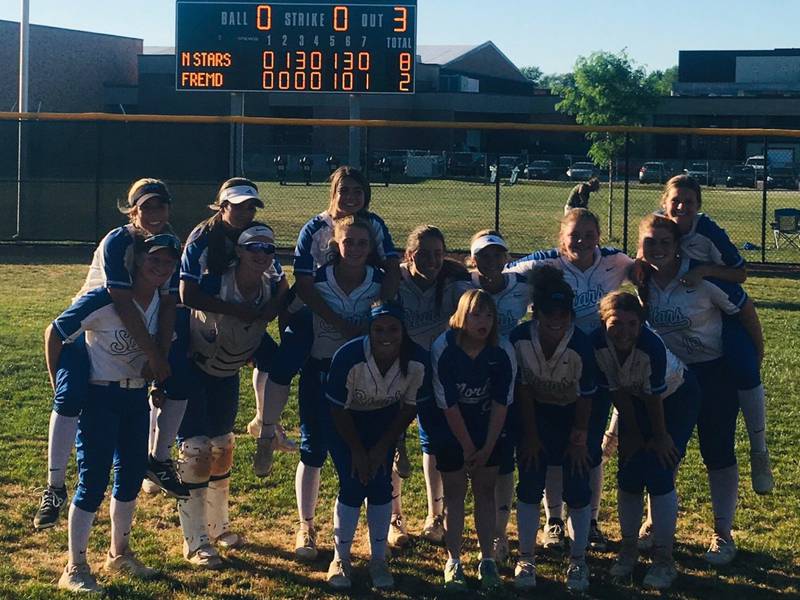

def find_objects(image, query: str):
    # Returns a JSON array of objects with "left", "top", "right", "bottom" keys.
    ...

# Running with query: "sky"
[{"left": 2, "top": 0, "right": 800, "bottom": 74}]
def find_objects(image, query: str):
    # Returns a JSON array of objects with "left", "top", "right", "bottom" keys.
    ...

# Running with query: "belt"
[{"left": 89, "top": 378, "right": 148, "bottom": 389}]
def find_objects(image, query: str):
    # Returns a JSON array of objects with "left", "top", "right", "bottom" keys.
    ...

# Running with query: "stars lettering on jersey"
[
  {"left": 108, "top": 330, "right": 140, "bottom": 355},
  {"left": 650, "top": 306, "right": 692, "bottom": 331}
]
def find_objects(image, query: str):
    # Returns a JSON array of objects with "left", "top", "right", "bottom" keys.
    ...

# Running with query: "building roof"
[
  {"left": 417, "top": 45, "right": 480, "bottom": 66},
  {"left": 418, "top": 42, "right": 528, "bottom": 83},
  {"left": 0, "top": 19, "right": 142, "bottom": 42}
]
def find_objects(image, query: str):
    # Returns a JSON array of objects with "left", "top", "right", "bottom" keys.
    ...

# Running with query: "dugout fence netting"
[{"left": 1, "top": 113, "right": 799, "bottom": 265}]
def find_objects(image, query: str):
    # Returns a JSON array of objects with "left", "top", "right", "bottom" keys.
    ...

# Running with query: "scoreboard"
[{"left": 175, "top": 0, "right": 417, "bottom": 94}]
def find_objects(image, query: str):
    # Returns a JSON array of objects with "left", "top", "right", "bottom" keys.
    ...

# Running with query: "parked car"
[
  {"left": 745, "top": 155, "right": 769, "bottom": 180},
  {"left": 447, "top": 152, "right": 484, "bottom": 177},
  {"left": 566, "top": 161, "right": 597, "bottom": 181},
  {"left": 498, "top": 155, "right": 525, "bottom": 177},
  {"left": 684, "top": 161, "right": 715, "bottom": 186},
  {"left": 639, "top": 161, "right": 668, "bottom": 184},
  {"left": 525, "top": 160, "right": 558, "bottom": 180},
  {"left": 767, "top": 166, "right": 798, "bottom": 190},
  {"left": 726, "top": 165, "right": 757, "bottom": 188}
]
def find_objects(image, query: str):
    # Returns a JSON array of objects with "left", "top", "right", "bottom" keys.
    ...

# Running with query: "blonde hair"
[
  {"left": 329, "top": 215, "right": 379, "bottom": 265},
  {"left": 660, "top": 174, "right": 702, "bottom": 209},
  {"left": 558, "top": 208, "right": 601, "bottom": 255},
  {"left": 449, "top": 289, "right": 499, "bottom": 347},
  {"left": 120, "top": 178, "right": 170, "bottom": 224},
  {"left": 598, "top": 290, "right": 646, "bottom": 324}
]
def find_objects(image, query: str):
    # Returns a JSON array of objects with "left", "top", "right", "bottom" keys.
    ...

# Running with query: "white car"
[{"left": 566, "top": 162, "right": 596, "bottom": 181}]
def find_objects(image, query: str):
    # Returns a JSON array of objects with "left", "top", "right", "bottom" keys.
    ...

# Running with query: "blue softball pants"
[
  {"left": 690, "top": 358, "right": 740, "bottom": 470},
  {"left": 52, "top": 334, "right": 88, "bottom": 417},
  {"left": 298, "top": 358, "right": 332, "bottom": 468}
]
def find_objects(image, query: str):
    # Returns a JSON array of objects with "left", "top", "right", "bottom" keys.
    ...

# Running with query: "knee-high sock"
[
  {"left": 494, "top": 471, "right": 514, "bottom": 538},
  {"left": 544, "top": 465, "right": 563, "bottom": 521},
  {"left": 367, "top": 501, "right": 392, "bottom": 562},
  {"left": 650, "top": 490, "right": 678, "bottom": 551},
  {"left": 252, "top": 369, "right": 269, "bottom": 433},
  {"left": 391, "top": 470, "right": 402, "bottom": 515},
  {"left": 739, "top": 385, "right": 767, "bottom": 453},
  {"left": 68, "top": 504, "right": 96, "bottom": 566},
  {"left": 617, "top": 489, "right": 644, "bottom": 540},
  {"left": 153, "top": 399, "right": 187, "bottom": 462},
  {"left": 48, "top": 412, "right": 78, "bottom": 488},
  {"left": 261, "top": 378, "right": 290, "bottom": 439},
  {"left": 109, "top": 498, "right": 137, "bottom": 557},
  {"left": 333, "top": 500, "right": 360, "bottom": 562},
  {"left": 590, "top": 464, "right": 604, "bottom": 522},
  {"left": 516, "top": 501, "right": 540, "bottom": 558},
  {"left": 296, "top": 463, "right": 321, "bottom": 525},
  {"left": 178, "top": 486, "right": 210, "bottom": 555},
  {"left": 708, "top": 465, "right": 739, "bottom": 537},
  {"left": 147, "top": 404, "right": 158, "bottom": 456},
  {"left": 567, "top": 504, "right": 591, "bottom": 561},
  {"left": 207, "top": 476, "right": 232, "bottom": 541},
  {"left": 422, "top": 453, "right": 444, "bottom": 517}
]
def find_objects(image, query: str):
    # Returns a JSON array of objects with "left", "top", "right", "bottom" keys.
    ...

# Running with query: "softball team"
[{"left": 39, "top": 168, "right": 772, "bottom": 594}]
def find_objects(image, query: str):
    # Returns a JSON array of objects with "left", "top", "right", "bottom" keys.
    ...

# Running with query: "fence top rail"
[{"left": 3, "top": 111, "right": 800, "bottom": 139}]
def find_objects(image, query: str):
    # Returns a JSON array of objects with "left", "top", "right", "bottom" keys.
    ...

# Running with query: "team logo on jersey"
[
  {"left": 574, "top": 286, "right": 604, "bottom": 313},
  {"left": 649, "top": 306, "right": 691, "bottom": 331},
  {"left": 109, "top": 330, "right": 139, "bottom": 355},
  {"left": 455, "top": 380, "right": 490, "bottom": 404}
]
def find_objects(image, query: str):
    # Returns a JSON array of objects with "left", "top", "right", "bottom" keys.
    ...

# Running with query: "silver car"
[{"left": 566, "top": 162, "right": 597, "bottom": 181}]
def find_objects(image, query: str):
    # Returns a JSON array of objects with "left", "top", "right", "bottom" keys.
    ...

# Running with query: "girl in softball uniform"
[
  {"left": 509, "top": 265, "right": 597, "bottom": 593},
  {"left": 46, "top": 233, "right": 181, "bottom": 593},
  {"left": 35, "top": 179, "right": 184, "bottom": 531},
  {"left": 293, "top": 215, "right": 384, "bottom": 561},
  {"left": 657, "top": 174, "right": 772, "bottom": 495},
  {"left": 176, "top": 224, "right": 283, "bottom": 568},
  {"left": 637, "top": 214, "right": 763, "bottom": 566},
  {"left": 394, "top": 225, "right": 471, "bottom": 547},
  {"left": 325, "top": 301, "right": 429, "bottom": 591},
  {"left": 506, "top": 208, "right": 634, "bottom": 551},
  {"left": 593, "top": 291, "right": 700, "bottom": 591},
  {"left": 466, "top": 229, "right": 529, "bottom": 562},
  {"left": 430, "top": 289, "right": 516, "bottom": 592},
  {"left": 249, "top": 166, "right": 399, "bottom": 479}
]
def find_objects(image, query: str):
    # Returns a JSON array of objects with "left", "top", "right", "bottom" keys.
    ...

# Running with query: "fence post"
[
  {"left": 761, "top": 136, "right": 768, "bottom": 263},
  {"left": 623, "top": 133, "right": 631, "bottom": 254},
  {"left": 494, "top": 153, "right": 501, "bottom": 232}
]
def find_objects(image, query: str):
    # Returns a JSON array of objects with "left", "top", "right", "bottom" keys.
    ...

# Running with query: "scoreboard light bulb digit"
[
  {"left": 333, "top": 6, "right": 349, "bottom": 32},
  {"left": 393, "top": 7, "right": 408, "bottom": 32},
  {"left": 256, "top": 5, "right": 272, "bottom": 30}
]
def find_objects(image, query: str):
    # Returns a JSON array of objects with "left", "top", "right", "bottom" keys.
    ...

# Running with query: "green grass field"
[{"left": 0, "top": 253, "right": 798, "bottom": 599}]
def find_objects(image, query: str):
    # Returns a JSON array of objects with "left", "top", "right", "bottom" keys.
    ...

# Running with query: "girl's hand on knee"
[
  {"left": 648, "top": 433, "right": 680, "bottom": 469},
  {"left": 565, "top": 443, "right": 590, "bottom": 476},
  {"left": 469, "top": 446, "right": 492, "bottom": 470},
  {"left": 351, "top": 449, "right": 370, "bottom": 486},
  {"left": 367, "top": 444, "right": 389, "bottom": 479},
  {"left": 518, "top": 437, "right": 542, "bottom": 472}
]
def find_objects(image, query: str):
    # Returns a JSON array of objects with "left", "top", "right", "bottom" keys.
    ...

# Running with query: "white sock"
[
  {"left": 147, "top": 403, "right": 158, "bottom": 456},
  {"left": 422, "top": 453, "right": 444, "bottom": 517},
  {"left": 252, "top": 369, "right": 269, "bottom": 433},
  {"left": 617, "top": 489, "right": 644, "bottom": 540},
  {"left": 296, "top": 463, "right": 321, "bottom": 525},
  {"left": 153, "top": 399, "right": 187, "bottom": 462},
  {"left": 48, "top": 412, "right": 78, "bottom": 488},
  {"left": 68, "top": 504, "right": 96, "bottom": 566},
  {"left": 590, "top": 464, "right": 604, "bottom": 522},
  {"left": 207, "top": 476, "right": 231, "bottom": 541},
  {"left": 261, "top": 379, "right": 290, "bottom": 439},
  {"left": 367, "top": 501, "right": 392, "bottom": 562},
  {"left": 607, "top": 407, "right": 620, "bottom": 436},
  {"left": 708, "top": 465, "right": 739, "bottom": 537},
  {"left": 495, "top": 471, "right": 514, "bottom": 538},
  {"left": 109, "top": 498, "right": 137, "bottom": 557},
  {"left": 650, "top": 490, "right": 678, "bottom": 550},
  {"left": 544, "top": 465, "right": 564, "bottom": 521},
  {"left": 333, "top": 500, "right": 360, "bottom": 562},
  {"left": 516, "top": 501, "right": 540, "bottom": 557},
  {"left": 567, "top": 504, "right": 591, "bottom": 561},
  {"left": 739, "top": 385, "right": 767, "bottom": 453},
  {"left": 391, "top": 470, "right": 403, "bottom": 515}
]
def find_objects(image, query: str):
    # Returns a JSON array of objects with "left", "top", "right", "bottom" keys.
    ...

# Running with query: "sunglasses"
[{"left": 240, "top": 242, "right": 276, "bottom": 254}]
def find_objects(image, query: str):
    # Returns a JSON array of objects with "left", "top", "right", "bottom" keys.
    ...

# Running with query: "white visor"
[
  {"left": 238, "top": 225, "right": 275, "bottom": 245},
  {"left": 470, "top": 234, "right": 508, "bottom": 257},
  {"left": 220, "top": 185, "right": 264, "bottom": 207}
]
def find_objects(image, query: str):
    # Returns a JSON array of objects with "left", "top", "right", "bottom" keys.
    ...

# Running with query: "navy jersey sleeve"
[
  {"left": 326, "top": 338, "right": 363, "bottom": 407},
  {"left": 413, "top": 345, "right": 433, "bottom": 404},
  {"left": 52, "top": 289, "right": 113, "bottom": 343},
  {"left": 181, "top": 225, "right": 208, "bottom": 283},
  {"left": 431, "top": 334, "right": 460, "bottom": 410},
  {"left": 293, "top": 217, "right": 321, "bottom": 276},
  {"left": 589, "top": 327, "right": 611, "bottom": 390},
  {"left": 572, "top": 329, "right": 598, "bottom": 397},
  {"left": 697, "top": 215, "right": 745, "bottom": 268},
  {"left": 639, "top": 328, "right": 668, "bottom": 395},
  {"left": 491, "top": 339, "right": 517, "bottom": 406},
  {"left": 504, "top": 248, "right": 559, "bottom": 276},
  {"left": 101, "top": 227, "right": 134, "bottom": 290},
  {"left": 369, "top": 212, "right": 398, "bottom": 260}
]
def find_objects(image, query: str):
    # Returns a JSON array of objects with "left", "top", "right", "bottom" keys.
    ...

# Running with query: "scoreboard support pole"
[
  {"left": 230, "top": 93, "right": 245, "bottom": 177},
  {"left": 349, "top": 94, "right": 362, "bottom": 169}
]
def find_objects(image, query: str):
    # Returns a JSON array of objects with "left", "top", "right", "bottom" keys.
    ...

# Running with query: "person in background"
[{"left": 565, "top": 177, "right": 600, "bottom": 214}]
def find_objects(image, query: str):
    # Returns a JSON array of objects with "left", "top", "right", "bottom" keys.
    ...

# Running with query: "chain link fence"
[{"left": 1, "top": 114, "right": 799, "bottom": 265}]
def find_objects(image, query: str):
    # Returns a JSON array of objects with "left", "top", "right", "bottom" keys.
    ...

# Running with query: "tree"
[
  {"left": 555, "top": 50, "right": 659, "bottom": 237},
  {"left": 520, "top": 66, "right": 543, "bottom": 86},
  {"left": 646, "top": 66, "right": 678, "bottom": 96}
]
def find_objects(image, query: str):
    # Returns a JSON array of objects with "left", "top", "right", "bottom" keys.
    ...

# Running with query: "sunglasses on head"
[
  {"left": 240, "top": 241, "right": 276, "bottom": 254},
  {"left": 144, "top": 234, "right": 181, "bottom": 254}
]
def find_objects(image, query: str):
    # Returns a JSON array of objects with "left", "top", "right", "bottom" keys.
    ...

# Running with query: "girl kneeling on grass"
[
  {"left": 430, "top": 289, "right": 516, "bottom": 591},
  {"left": 593, "top": 291, "right": 700, "bottom": 591},
  {"left": 325, "top": 300, "right": 429, "bottom": 590},
  {"left": 509, "top": 265, "right": 597, "bottom": 593},
  {"left": 46, "top": 233, "right": 182, "bottom": 593}
]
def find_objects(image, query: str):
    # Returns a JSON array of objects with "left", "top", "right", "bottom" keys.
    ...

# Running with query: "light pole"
[{"left": 16, "top": 0, "right": 30, "bottom": 240}]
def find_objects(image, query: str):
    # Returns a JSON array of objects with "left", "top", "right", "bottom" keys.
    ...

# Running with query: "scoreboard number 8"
[{"left": 399, "top": 52, "right": 412, "bottom": 91}]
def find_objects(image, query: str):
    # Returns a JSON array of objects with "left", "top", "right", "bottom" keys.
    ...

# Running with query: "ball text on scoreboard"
[{"left": 175, "top": 1, "right": 417, "bottom": 94}]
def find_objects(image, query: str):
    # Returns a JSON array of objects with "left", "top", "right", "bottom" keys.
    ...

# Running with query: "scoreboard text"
[{"left": 175, "top": 1, "right": 417, "bottom": 94}]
